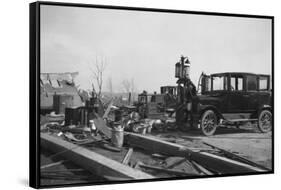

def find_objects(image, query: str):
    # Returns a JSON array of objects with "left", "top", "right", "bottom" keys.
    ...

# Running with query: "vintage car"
[
  {"left": 136, "top": 87, "right": 177, "bottom": 119},
  {"left": 192, "top": 72, "right": 272, "bottom": 136}
]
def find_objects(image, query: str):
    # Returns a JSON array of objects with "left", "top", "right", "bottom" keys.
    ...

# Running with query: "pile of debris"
[{"left": 40, "top": 103, "right": 269, "bottom": 181}]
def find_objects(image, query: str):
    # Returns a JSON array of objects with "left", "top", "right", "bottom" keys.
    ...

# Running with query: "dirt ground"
[{"left": 153, "top": 122, "right": 272, "bottom": 169}]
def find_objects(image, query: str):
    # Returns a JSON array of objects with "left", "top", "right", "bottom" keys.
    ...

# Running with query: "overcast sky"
[{"left": 41, "top": 5, "right": 272, "bottom": 93}]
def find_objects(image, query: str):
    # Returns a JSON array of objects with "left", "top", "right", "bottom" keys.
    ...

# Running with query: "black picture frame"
[{"left": 30, "top": 1, "right": 274, "bottom": 188}]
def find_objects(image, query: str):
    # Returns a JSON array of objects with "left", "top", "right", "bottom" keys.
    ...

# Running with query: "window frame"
[
  {"left": 230, "top": 75, "right": 244, "bottom": 91},
  {"left": 211, "top": 74, "right": 229, "bottom": 92},
  {"left": 258, "top": 75, "right": 270, "bottom": 91},
  {"left": 246, "top": 75, "right": 258, "bottom": 92}
]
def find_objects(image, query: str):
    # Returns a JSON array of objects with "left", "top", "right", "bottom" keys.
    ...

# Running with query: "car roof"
[{"left": 210, "top": 72, "right": 270, "bottom": 77}]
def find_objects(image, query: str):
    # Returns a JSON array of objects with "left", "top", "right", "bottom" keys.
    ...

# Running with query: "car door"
[
  {"left": 227, "top": 74, "right": 249, "bottom": 113},
  {"left": 244, "top": 75, "right": 259, "bottom": 112},
  {"left": 210, "top": 74, "right": 229, "bottom": 113}
]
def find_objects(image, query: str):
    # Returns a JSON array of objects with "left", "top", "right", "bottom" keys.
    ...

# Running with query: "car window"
[
  {"left": 230, "top": 77, "right": 243, "bottom": 91},
  {"left": 212, "top": 76, "right": 227, "bottom": 91},
  {"left": 237, "top": 78, "right": 243, "bottom": 90},
  {"left": 202, "top": 76, "right": 211, "bottom": 92},
  {"left": 259, "top": 76, "right": 268, "bottom": 90},
  {"left": 247, "top": 75, "right": 257, "bottom": 91}
]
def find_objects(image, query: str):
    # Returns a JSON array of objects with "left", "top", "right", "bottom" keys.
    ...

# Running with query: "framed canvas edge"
[
  {"left": 30, "top": 2, "right": 41, "bottom": 189},
  {"left": 29, "top": 1, "right": 275, "bottom": 189}
]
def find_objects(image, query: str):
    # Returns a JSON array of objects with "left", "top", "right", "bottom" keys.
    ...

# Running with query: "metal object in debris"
[
  {"left": 111, "top": 125, "right": 124, "bottom": 148},
  {"left": 89, "top": 119, "right": 98, "bottom": 136},
  {"left": 89, "top": 120, "right": 96, "bottom": 130}
]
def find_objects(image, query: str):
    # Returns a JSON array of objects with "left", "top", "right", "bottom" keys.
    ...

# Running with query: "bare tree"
[
  {"left": 122, "top": 78, "right": 137, "bottom": 102},
  {"left": 90, "top": 56, "right": 107, "bottom": 98}
]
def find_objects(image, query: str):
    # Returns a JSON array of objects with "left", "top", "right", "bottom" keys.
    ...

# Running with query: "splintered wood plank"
[{"left": 41, "top": 133, "right": 154, "bottom": 180}]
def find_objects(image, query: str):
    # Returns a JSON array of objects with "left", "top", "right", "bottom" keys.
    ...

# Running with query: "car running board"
[{"left": 224, "top": 118, "right": 258, "bottom": 123}]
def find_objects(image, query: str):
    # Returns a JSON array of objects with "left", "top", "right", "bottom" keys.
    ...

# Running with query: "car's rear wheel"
[
  {"left": 200, "top": 110, "right": 218, "bottom": 136},
  {"left": 258, "top": 110, "right": 272, "bottom": 133}
]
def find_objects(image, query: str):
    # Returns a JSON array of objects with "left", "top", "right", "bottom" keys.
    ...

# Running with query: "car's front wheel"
[
  {"left": 258, "top": 110, "right": 272, "bottom": 133},
  {"left": 200, "top": 110, "right": 218, "bottom": 136}
]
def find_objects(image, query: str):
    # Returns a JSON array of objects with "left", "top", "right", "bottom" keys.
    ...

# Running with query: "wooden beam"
[
  {"left": 41, "top": 133, "right": 154, "bottom": 180},
  {"left": 196, "top": 152, "right": 266, "bottom": 173},
  {"left": 125, "top": 133, "right": 267, "bottom": 174},
  {"left": 203, "top": 142, "right": 270, "bottom": 170},
  {"left": 122, "top": 148, "right": 134, "bottom": 165},
  {"left": 125, "top": 133, "right": 193, "bottom": 157}
]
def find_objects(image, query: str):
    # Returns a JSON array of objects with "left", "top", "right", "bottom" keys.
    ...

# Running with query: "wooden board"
[
  {"left": 125, "top": 133, "right": 193, "bottom": 157},
  {"left": 125, "top": 133, "right": 267, "bottom": 174},
  {"left": 41, "top": 133, "right": 154, "bottom": 180}
]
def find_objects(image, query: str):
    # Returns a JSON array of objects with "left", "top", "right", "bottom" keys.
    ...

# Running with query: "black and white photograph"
[{"left": 30, "top": 1, "right": 273, "bottom": 188}]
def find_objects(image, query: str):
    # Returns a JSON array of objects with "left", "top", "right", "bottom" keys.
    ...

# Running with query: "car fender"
[
  {"left": 197, "top": 104, "right": 223, "bottom": 120},
  {"left": 258, "top": 104, "right": 272, "bottom": 113}
]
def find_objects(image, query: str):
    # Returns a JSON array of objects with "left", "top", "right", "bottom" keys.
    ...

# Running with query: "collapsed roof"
[{"left": 40, "top": 72, "right": 83, "bottom": 109}]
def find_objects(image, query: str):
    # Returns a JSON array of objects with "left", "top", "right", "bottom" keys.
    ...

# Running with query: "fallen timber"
[
  {"left": 41, "top": 115, "right": 269, "bottom": 181},
  {"left": 41, "top": 133, "right": 154, "bottom": 180},
  {"left": 125, "top": 132, "right": 267, "bottom": 174}
]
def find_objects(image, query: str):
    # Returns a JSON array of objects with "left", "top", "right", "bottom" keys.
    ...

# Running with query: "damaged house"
[{"left": 40, "top": 72, "right": 84, "bottom": 114}]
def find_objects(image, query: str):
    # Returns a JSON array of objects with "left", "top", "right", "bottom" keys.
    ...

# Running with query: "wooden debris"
[
  {"left": 125, "top": 132, "right": 193, "bottom": 157},
  {"left": 191, "top": 161, "right": 213, "bottom": 175},
  {"left": 138, "top": 163, "right": 199, "bottom": 176},
  {"left": 134, "top": 161, "right": 143, "bottom": 169},
  {"left": 41, "top": 133, "right": 154, "bottom": 180},
  {"left": 93, "top": 115, "right": 112, "bottom": 138},
  {"left": 122, "top": 148, "right": 134, "bottom": 165},
  {"left": 203, "top": 142, "right": 270, "bottom": 170},
  {"left": 103, "top": 175, "right": 131, "bottom": 181},
  {"left": 40, "top": 160, "right": 66, "bottom": 169},
  {"left": 41, "top": 169, "right": 85, "bottom": 172},
  {"left": 103, "top": 99, "right": 114, "bottom": 119},
  {"left": 193, "top": 152, "right": 267, "bottom": 173},
  {"left": 165, "top": 157, "right": 187, "bottom": 169},
  {"left": 125, "top": 132, "right": 267, "bottom": 174},
  {"left": 151, "top": 153, "right": 167, "bottom": 159},
  {"left": 63, "top": 132, "right": 88, "bottom": 143}
]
